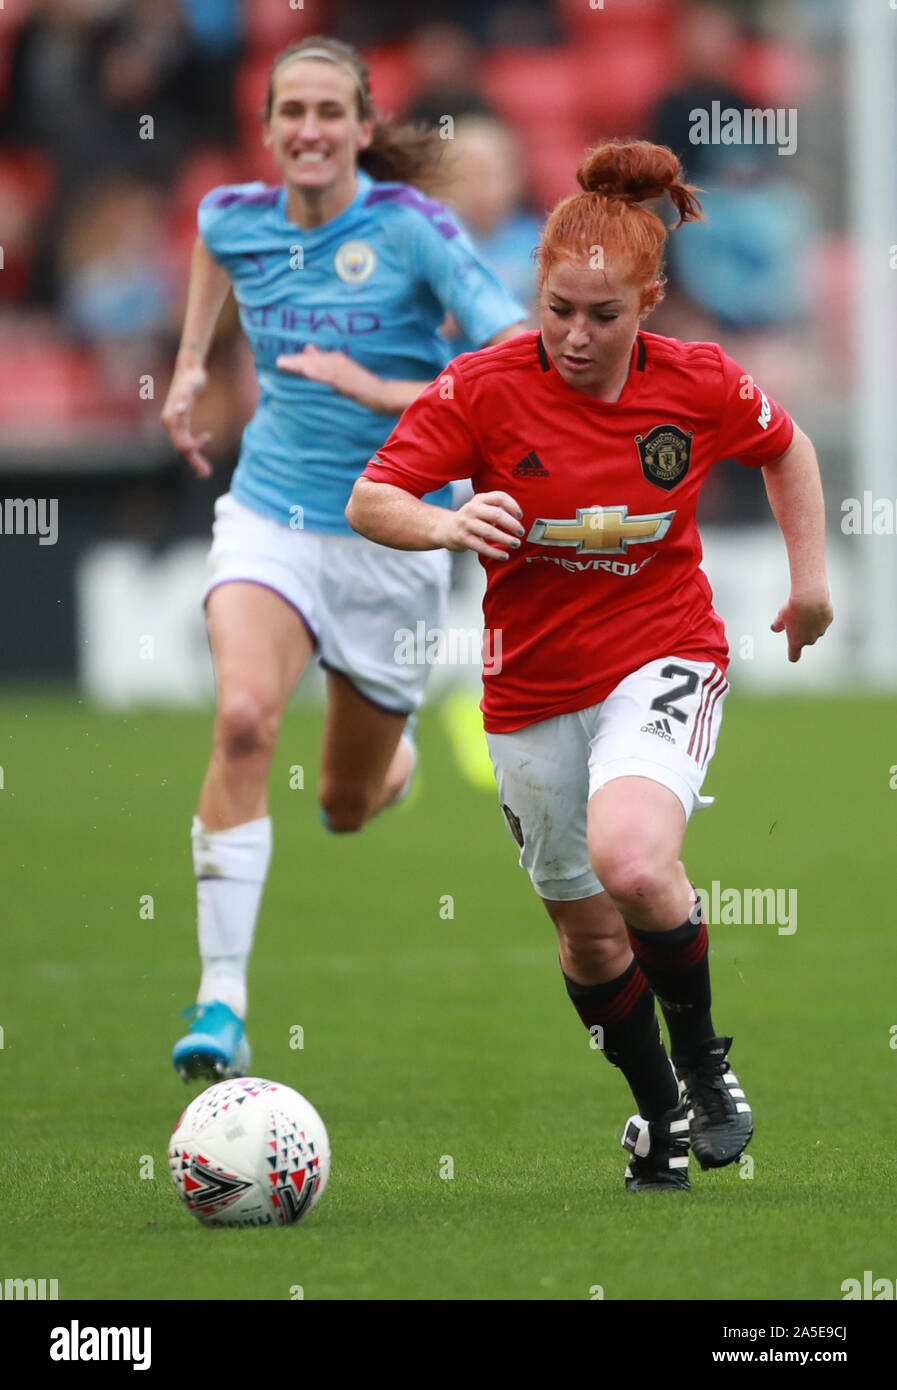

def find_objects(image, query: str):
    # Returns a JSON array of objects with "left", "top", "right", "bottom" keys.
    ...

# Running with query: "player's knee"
[
  {"left": 318, "top": 783, "right": 373, "bottom": 833},
  {"left": 549, "top": 898, "right": 628, "bottom": 977},
  {"left": 215, "top": 690, "right": 279, "bottom": 761},
  {"left": 591, "top": 849, "right": 670, "bottom": 914},
  {"left": 560, "top": 929, "right": 628, "bottom": 979}
]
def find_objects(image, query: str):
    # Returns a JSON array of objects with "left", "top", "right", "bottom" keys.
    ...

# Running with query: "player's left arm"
[
  {"left": 277, "top": 201, "right": 525, "bottom": 411},
  {"left": 761, "top": 423, "right": 834, "bottom": 662},
  {"left": 274, "top": 323, "right": 525, "bottom": 414}
]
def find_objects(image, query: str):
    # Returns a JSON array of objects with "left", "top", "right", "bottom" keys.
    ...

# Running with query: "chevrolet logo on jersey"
[{"left": 527, "top": 505, "right": 675, "bottom": 556}]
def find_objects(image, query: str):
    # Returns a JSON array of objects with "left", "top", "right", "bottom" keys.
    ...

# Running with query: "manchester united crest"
[{"left": 635, "top": 424, "right": 694, "bottom": 492}]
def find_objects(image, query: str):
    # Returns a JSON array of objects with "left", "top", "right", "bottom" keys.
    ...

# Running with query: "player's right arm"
[
  {"left": 161, "top": 236, "right": 232, "bottom": 478},
  {"left": 346, "top": 365, "right": 524, "bottom": 560},
  {"left": 348, "top": 479, "right": 524, "bottom": 560}
]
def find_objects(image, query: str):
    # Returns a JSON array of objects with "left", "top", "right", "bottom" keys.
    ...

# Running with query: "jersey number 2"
[{"left": 650, "top": 664, "right": 699, "bottom": 724}]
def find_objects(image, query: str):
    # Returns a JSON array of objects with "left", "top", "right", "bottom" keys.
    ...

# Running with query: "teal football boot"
[{"left": 172, "top": 1001, "right": 251, "bottom": 1083}]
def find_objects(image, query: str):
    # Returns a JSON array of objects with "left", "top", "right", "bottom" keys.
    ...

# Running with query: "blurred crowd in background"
[{"left": 0, "top": 0, "right": 851, "bottom": 525}]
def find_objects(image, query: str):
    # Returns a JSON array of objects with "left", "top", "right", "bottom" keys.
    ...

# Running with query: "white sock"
[
  {"left": 389, "top": 731, "right": 419, "bottom": 806},
  {"left": 192, "top": 815, "right": 272, "bottom": 1020}
]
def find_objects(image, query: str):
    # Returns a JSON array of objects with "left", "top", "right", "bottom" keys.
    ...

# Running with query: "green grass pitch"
[{"left": 1, "top": 689, "right": 894, "bottom": 1301}]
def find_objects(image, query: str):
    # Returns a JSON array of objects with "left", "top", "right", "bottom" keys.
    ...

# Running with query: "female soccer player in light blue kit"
[{"left": 161, "top": 36, "right": 525, "bottom": 1081}]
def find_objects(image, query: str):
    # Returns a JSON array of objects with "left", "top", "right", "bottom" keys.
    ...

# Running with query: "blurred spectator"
[
  {"left": 58, "top": 179, "right": 176, "bottom": 409},
  {"left": 402, "top": 22, "right": 494, "bottom": 129},
  {"left": 2, "top": 0, "right": 244, "bottom": 308},
  {"left": 668, "top": 153, "right": 818, "bottom": 330},
  {"left": 486, "top": 1, "right": 564, "bottom": 47},
  {"left": 651, "top": 1, "right": 749, "bottom": 183},
  {"left": 336, "top": 0, "right": 511, "bottom": 48},
  {"left": 0, "top": 153, "right": 55, "bottom": 305},
  {"left": 5, "top": 0, "right": 184, "bottom": 182},
  {"left": 177, "top": 0, "right": 244, "bottom": 148},
  {"left": 443, "top": 115, "right": 542, "bottom": 351},
  {"left": 649, "top": 0, "right": 818, "bottom": 335},
  {"left": 644, "top": 1, "right": 824, "bottom": 522},
  {"left": 3, "top": 0, "right": 241, "bottom": 183},
  {"left": 179, "top": 0, "right": 243, "bottom": 56}
]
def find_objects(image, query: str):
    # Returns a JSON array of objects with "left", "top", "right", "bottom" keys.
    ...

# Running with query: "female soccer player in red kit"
[{"left": 347, "top": 140, "right": 833, "bottom": 1191}]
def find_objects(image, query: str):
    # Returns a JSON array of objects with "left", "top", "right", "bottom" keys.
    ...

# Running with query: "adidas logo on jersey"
[
  {"left": 512, "top": 451, "right": 549, "bottom": 478},
  {"left": 641, "top": 717, "right": 676, "bottom": 742}
]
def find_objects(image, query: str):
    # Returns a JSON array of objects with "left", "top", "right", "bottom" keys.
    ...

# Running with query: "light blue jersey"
[
  {"left": 199, "top": 170, "right": 525, "bottom": 533},
  {"left": 452, "top": 210, "right": 542, "bottom": 356}
]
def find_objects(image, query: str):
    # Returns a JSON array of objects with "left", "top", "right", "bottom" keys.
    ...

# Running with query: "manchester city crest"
[
  {"left": 334, "top": 239, "right": 378, "bottom": 284},
  {"left": 634, "top": 424, "right": 694, "bottom": 492}
]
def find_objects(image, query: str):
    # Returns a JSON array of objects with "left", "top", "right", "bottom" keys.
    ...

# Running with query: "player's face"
[
  {"left": 540, "top": 259, "right": 654, "bottom": 396},
  {"left": 264, "top": 59, "right": 374, "bottom": 194}
]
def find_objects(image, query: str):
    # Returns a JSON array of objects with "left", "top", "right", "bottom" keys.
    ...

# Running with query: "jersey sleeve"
[
  {"left": 714, "top": 347, "right": 795, "bottom": 467},
  {"left": 197, "top": 184, "right": 267, "bottom": 266},
  {"left": 197, "top": 187, "right": 232, "bottom": 264},
  {"left": 411, "top": 204, "right": 526, "bottom": 348},
  {"left": 361, "top": 364, "right": 482, "bottom": 496}
]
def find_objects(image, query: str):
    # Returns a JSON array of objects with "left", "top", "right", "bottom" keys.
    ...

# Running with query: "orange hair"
[{"left": 538, "top": 140, "right": 704, "bottom": 307}]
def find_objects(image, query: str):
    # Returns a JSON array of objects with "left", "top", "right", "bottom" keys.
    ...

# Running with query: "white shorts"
[
  {"left": 486, "top": 656, "right": 729, "bottom": 901},
  {"left": 204, "top": 493, "right": 452, "bottom": 713}
]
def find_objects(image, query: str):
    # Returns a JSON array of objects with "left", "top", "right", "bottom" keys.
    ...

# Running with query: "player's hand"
[
  {"left": 161, "top": 364, "right": 213, "bottom": 478},
  {"left": 437, "top": 491, "right": 525, "bottom": 561},
  {"left": 771, "top": 589, "right": 833, "bottom": 662},
  {"left": 276, "top": 345, "right": 384, "bottom": 412}
]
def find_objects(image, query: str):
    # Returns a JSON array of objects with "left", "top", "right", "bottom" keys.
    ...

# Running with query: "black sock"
[
  {"left": 626, "top": 897, "right": 715, "bottom": 1064},
  {"left": 563, "top": 957, "right": 679, "bottom": 1120}
]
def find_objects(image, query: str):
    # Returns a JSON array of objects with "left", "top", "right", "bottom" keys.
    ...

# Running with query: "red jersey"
[{"left": 362, "top": 329, "right": 794, "bottom": 733}]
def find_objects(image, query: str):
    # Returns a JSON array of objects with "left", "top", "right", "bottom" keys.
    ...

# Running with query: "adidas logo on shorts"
[{"left": 641, "top": 717, "right": 675, "bottom": 742}]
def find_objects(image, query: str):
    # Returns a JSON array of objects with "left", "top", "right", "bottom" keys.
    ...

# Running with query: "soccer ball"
[{"left": 168, "top": 1077, "right": 330, "bottom": 1228}]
